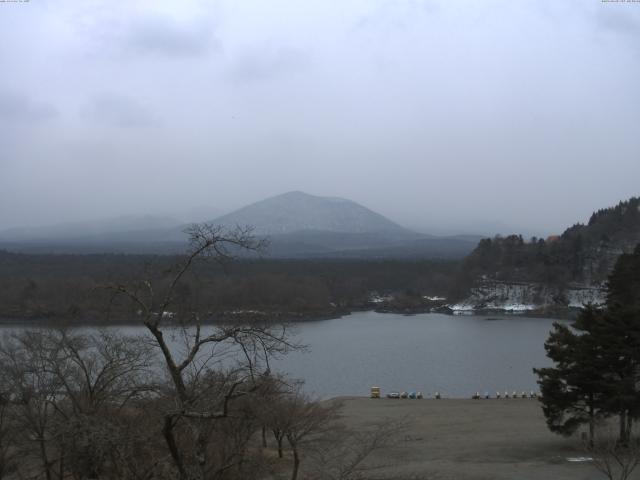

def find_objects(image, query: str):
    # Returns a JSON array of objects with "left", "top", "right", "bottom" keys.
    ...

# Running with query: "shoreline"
[{"left": 0, "top": 305, "right": 575, "bottom": 327}]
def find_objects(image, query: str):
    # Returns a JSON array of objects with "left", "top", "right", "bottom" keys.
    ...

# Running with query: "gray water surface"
[
  {"left": 2, "top": 311, "right": 564, "bottom": 399},
  {"left": 272, "top": 311, "right": 564, "bottom": 399}
]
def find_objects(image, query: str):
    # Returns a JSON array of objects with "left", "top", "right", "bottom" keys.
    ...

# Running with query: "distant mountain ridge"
[
  {"left": 0, "top": 191, "right": 481, "bottom": 259},
  {"left": 201, "top": 191, "right": 479, "bottom": 258},
  {"left": 0, "top": 215, "right": 182, "bottom": 241}
]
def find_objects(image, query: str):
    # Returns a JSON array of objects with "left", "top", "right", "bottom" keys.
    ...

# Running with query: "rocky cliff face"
[{"left": 450, "top": 280, "right": 606, "bottom": 314}]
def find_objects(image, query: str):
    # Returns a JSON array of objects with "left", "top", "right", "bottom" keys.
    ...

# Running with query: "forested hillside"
[
  {"left": 4, "top": 197, "right": 639, "bottom": 320},
  {"left": 0, "top": 251, "right": 456, "bottom": 323},
  {"left": 454, "top": 197, "right": 640, "bottom": 299}
]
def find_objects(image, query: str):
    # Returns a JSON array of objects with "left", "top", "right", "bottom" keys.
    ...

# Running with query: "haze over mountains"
[
  {"left": 0, "top": 191, "right": 480, "bottom": 258},
  {"left": 213, "top": 191, "right": 408, "bottom": 236},
  {"left": 0, "top": 215, "right": 182, "bottom": 241}
]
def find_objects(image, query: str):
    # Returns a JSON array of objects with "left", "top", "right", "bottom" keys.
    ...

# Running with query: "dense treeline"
[
  {"left": 3, "top": 196, "right": 638, "bottom": 319},
  {"left": 0, "top": 250, "right": 458, "bottom": 323},
  {"left": 456, "top": 197, "right": 640, "bottom": 295}
]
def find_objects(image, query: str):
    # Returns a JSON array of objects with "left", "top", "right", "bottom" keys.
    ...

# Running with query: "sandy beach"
[{"left": 334, "top": 397, "right": 605, "bottom": 480}]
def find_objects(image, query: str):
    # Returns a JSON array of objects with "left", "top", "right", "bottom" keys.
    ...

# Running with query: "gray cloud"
[
  {"left": 596, "top": 6, "right": 640, "bottom": 36},
  {"left": 228, "top": 46, "right": 310, "bottom": 83},
  {"left": 0, "top": 92, "right": 57, "bottom": 123},
  {"left": 123, "top": 15, "right": 216, "bottom": 58},
  {"left": 353, "top": 0, "right": 440, "bottom": 32},
  {"left": 81, "top": 93, "right": 157, "bottom": 128},
  {"left": 71, "top": 7, "right": 218, "bottom": 60},
  {"left": 0, "top": 1, "right": 639, "bottom": 235}
]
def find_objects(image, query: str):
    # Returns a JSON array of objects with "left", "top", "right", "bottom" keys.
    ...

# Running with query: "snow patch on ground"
[
  {"left": 450, "top": 303, "right": 475, "bottom": 313},
  {"left": 450, "top": 281, "right": 605, "bottom": 313},
  {"left": 490, "top": 303, "right": 537, "bottom": 312},
  {"left": 369, "top": 293, "right": 394, "bottom": 304},
  {"left": 565, "top": 287, "right": 605, "bottom": 308}
]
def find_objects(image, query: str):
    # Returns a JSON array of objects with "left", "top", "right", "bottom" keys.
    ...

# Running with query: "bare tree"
[
  {"left": 0, "top": 329, "right": 159, "bottom": 480},
  {"left": 107, "top": 224, "right": 298, "bottom": 480},
  {"left": 309, "top": 420, "right": 405, "bottom": 480},
  {"left": 0, "top": 331, "right": 63, "bottom": 480},
  {"left": 43, "top": 329, "right": 155, "bottom": 414},
  {"left": 0, "top": 387, "right": 17, "bottom": 479},
  {"left": 254, "top": 374, "right": 300, "bottom": 458},
  {"left": 271, "top": 391, "right": 341, "bottom": 480},
  {"left": 0, "top": 224, "right": 301, "bottom": 480},
  {"left": 585, "top": 434, "right": 640, "bottom": 480},
  {"left": 263, "top": 387, "right": 403, "bottom": 480}
]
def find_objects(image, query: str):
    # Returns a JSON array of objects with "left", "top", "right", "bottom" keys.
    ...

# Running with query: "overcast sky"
[{"left": 1, "top": 0, "right": 638, "bottom": 235}]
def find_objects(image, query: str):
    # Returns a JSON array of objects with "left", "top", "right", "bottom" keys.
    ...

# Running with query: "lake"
[
  {"left": 1, "top": 311, "right": 565, "bottom": 400},
  {"left": 272, "top": 311, "right": 565, "bottom": 399}
]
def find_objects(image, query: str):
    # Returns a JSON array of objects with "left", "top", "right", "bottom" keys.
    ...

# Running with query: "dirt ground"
[{"left": 332, "top": 397, "right": 613, "bottom": 480}]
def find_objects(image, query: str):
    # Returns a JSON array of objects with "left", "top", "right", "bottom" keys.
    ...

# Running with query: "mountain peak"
[
  {"left": 272, "top": 191, "right": 349, "bottom": 203},
  {"left": 211, "top": 192, "right": 408, "bottom": 236},
  {"left": 279, "top": 190, "right": 311, "bottom": 198}
]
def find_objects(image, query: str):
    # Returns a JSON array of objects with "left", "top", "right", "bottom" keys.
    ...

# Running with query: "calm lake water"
[
  {"left": 2, "top": 311, "right": 565, "bottom": 399},
  {"left": 272, "top": 311, "right": 565, "bottom": 399}
]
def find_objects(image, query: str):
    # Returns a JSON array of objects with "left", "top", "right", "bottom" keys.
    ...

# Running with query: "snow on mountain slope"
[{"left": 210, "top": 191, "right": 412, "bottom": 236}]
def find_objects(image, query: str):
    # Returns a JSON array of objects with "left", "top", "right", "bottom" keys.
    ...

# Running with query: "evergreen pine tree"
[
  {"left": 535, "top": 244, "right": 640, "bottom": 443},
  {"left": 534, "top": 306, "right": 609, "bottom": 443},
  {"left": 599, "top": 245, "right": 640, "bottom": 443}
]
